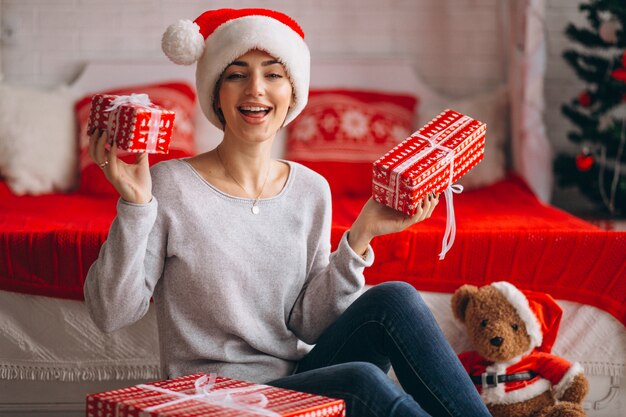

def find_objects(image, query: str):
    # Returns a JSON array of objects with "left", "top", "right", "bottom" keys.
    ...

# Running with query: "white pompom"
[{"left": 161, "top": 20, "right": 205, "bottom": 65}]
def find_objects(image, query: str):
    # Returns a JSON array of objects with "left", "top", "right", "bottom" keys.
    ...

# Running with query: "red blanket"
[
  {"left": 331, "top": 175, "right": 625, "bottom": 326},
  {"left": 1, "top": 175, "right": 624, "bottom": 325},
  {"left": 0, "top": 182, "right": 116, "bottom": 300}
]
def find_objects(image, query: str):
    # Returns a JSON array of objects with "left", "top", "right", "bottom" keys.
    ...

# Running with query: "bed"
[{"left": 0, "top": 59, "right": 624, "bottom": 417}]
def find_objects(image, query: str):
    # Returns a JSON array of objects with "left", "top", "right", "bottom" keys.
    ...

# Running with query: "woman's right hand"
[{"left": 88, "top": 129, "right": 152, "bottom": 204}]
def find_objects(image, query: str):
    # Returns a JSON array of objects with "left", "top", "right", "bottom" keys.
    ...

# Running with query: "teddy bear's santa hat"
[{"left": 491, "top": 281, "right": 563, "bottom": 353}]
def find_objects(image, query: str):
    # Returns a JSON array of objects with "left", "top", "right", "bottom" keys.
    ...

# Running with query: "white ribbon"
[
  {"left": 388, "top": 132, "right": 464, "bottom": 260},
  {"left": 137, "top": 374, "right": 280, "bottom": 416},
  {"left": 421, "top": 137, "right": 463, "bottom": 260},
  {"left": 105, "top": 93, "right": 152, "bottom": 111},
  {"left": 105, "top": 94, "right": 162, "bottom": 153},
  {"left": 439, "top": 184, "right": 463, "bottom": 260},
  {"left": 389, "top": 136, "right": 454, "bottom": 207}
]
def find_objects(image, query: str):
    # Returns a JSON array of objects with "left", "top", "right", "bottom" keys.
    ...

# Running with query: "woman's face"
[{"left": 217, "top": 49, "right": 294, "bottom": 144}]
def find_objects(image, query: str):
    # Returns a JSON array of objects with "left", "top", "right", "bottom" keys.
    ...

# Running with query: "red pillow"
[
  {"left": 286, "top": 89, "right": 418, "bottom": 197},
  {"left": 75, "top": 82, "right": 197, "bottom": 195}
]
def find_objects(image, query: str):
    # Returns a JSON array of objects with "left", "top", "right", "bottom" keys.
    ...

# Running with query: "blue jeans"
[{"left": 268, "top": 282, "right": 491, "bottom": 417}]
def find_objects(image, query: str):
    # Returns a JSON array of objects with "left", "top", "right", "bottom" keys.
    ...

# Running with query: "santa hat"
[
  {"left": 490, "top": 281, "right": 563, "bottom": 353},
  {"left": 161, "top": 8, "right": 310, "bottom": 130}
]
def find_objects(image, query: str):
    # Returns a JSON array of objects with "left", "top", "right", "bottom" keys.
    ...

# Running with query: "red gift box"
[
  {"left": 372, "top": 109, "right": 486, "bottom": 260},
  {"left": 86, "top": 373, "right": 346, "bottom": 417},
  {"left": 87, "top": 93, "right": 175, "bottom": 154},
  {"left": 372, "top": 109, "right": 486, "bottom": 216}
]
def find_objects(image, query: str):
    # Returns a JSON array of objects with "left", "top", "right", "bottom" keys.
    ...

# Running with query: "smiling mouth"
[{"left": 238, "top": 106, "right": 272, "bottom": 117}]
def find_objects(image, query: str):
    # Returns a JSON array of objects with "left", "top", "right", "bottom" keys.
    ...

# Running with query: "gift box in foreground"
[
  {"left": 86, "top": 372, "right": 346, "bottom": 417},
  {"left": 372, "top": 108, "right": 486, "bottom": 217},
  {"left": 87, "top": 93, "right": 175, "bottom": 154}
]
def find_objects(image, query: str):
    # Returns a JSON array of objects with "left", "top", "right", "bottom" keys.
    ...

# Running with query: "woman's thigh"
[{"left": 295, "top": 281, "right": 491, "bottom": 417}]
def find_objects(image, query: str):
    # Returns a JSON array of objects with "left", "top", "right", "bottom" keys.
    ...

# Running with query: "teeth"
[{"left": 240, "top": 106, "right": 270, "bottom": 112}]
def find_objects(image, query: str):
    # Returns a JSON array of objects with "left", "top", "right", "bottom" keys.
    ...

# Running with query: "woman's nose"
[{"left": 245, "top": 74, "right": 265, "bottom": 96}]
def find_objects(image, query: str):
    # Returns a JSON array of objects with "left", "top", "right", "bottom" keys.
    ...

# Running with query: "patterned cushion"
[{"left": 286, "top": 89, "right": 417, "bottom": 197}]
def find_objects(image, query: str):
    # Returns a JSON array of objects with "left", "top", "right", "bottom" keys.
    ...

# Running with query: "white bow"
[
  {"left": 139, "top": 373, "right": 280, "bottom": 416},
  {"left": 105, "top": 93, "right": 152, "bottom": 111}
]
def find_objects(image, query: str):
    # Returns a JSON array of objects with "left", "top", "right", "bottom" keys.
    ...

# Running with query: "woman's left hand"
[{"left": 348, "top": 193, "right": 440, "bottom": 256}]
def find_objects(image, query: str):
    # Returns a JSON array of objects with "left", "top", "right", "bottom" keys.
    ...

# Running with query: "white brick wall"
[
  {"left": 0, "top": 0, "right": 595, "bottom": 209},
  {"left": 0, "top": 0, "right": 3, "bottom": 76},
  {"left": 0, "top": 0, "right": 507, "bottom": 93}
]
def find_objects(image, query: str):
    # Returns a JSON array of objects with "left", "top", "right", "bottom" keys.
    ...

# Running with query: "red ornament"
[
  {"left": 578, "top": 91, "right": 592, "bottom": 107},
  {"left": 576, "top": 152, "right": 594, "bottom": 171},
  {"left": 612, "top": 68, "right": 626, "bottom": 82},
  {"left": 611, "top": 50, "right": 626, "bottom": 82}
]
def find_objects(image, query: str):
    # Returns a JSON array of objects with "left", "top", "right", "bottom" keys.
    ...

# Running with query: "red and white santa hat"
[
  {"left": 491, "top": 281, "right": 563, "bottom": 353},
  {"left": 161, "top": 8, "right": 310, "bottom": 130}
]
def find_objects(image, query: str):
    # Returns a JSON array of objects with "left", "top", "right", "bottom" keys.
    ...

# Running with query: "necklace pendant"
[{"left": 251, "top": 204, "right": 260, "bottom": 215}]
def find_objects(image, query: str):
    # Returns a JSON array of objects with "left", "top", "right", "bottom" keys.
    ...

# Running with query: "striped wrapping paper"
[
  {"left": 87, "top": 94, "right": 175, "bottom": 154},
  {"left": 86, "top": 373, "right": 345, "bottom": 417},
  {"left": 372, "top": 109, "right": 486, "bottom": 216}
]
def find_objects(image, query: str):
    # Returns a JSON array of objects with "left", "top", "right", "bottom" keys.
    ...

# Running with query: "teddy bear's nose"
[{"left": 490, "top": 336, "right": 504, "bottom": 347}]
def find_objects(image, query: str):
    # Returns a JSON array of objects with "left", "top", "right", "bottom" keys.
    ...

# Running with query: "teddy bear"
[{"left": 451, "top": 281, "right": 589, "bottom": 417}]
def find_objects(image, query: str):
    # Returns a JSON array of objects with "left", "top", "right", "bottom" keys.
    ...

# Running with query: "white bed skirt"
[
  {"left": 0, "top": 290, "right": 160, "bottom": 382},
  {"left": 0, "top": 288, "right": 623, "bottom": 382}
]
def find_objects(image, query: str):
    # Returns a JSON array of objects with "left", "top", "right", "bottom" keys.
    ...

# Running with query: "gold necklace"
[{"left": 216, "top": 146, "right": 270, "bottom": 215}]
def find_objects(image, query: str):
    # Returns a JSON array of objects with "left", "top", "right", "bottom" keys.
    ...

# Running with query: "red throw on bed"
[{"left": 0, "top": 174, "right": 624, "bottom": 326}]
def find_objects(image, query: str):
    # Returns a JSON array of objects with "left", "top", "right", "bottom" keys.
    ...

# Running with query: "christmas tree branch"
[
  {"left": 565, "top": 24, "right": 609, "bottom": 48},
  {"left": 562, "top": 50, "right": 607, "bottom": 83}
]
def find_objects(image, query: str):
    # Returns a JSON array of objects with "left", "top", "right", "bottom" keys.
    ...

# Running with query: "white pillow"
[
  {"left": 417, "top": 85, "right": 510, "bottom": 190},
  {"left": 0, "top": 84, "right": 77, "bottom": 195}
]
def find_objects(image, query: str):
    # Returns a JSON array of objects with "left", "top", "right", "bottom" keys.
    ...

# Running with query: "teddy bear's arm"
[
  {"left": 534, "top": 353, "right": 588, "bottom": 403},
  {"left": 559, "top": 373, "right": 589, "bottom": 403}
]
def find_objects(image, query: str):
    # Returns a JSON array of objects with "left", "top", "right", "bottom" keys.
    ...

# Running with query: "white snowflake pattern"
[
  {"left": 319, "top": 113, "right": 339, "bottom": 133},
  {"left": 371, "top": 119, "right": 390, "bottom": 139},
  {"left": 341, "top": 108, "right": 369, "bottom": 139},
  {"left": 292, "top": 115, "right": 318, "bottom": 141}
]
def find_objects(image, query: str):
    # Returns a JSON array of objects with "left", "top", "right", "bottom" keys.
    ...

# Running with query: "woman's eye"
[
  {"left": 511, "top": 323, "right": 519, "bottom": 331},
  {"left": 226, "top": 73, "right": 245, "bottom": 80},
  {"left": 267, "top": 73, "right": 283, "bottom": 79},
  {"left": 480, "top": 319, "right": 488, "bottom": 328}
]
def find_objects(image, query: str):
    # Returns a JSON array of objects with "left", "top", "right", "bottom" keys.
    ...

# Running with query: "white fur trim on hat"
[
  {"left": 491, "top": 281, "right": 543, "bottom": 349},
  {"left": 195, "top": 15, "right": 310, "bottom": 130}
]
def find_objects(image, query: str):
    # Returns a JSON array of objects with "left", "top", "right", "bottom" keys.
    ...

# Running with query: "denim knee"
[
  {"left": 370, "top": 281, "right": 417, "bottom": 298},
  {"left": 335, "top": 361, "right": 390, "bottom": 385},
  {"left": 365, "top": 281, "right": 422, "bottom": 309}
]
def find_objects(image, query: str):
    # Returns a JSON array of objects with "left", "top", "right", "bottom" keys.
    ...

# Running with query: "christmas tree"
[{"left": 556, "top": 0, "right": 626, "bottom": 216}]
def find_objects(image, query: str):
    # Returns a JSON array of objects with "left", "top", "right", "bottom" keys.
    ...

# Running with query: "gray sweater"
[{"left": 84, "top": 159, "right": 374, "bottom": 383}]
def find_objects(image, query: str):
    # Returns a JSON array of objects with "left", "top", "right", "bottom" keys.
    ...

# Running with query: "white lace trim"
[
  {"left": 0, "top": 363, "right": 160, "bottom": 382},
  {"left": 581, "top": 362, "right": 624, "bottom": 377}
]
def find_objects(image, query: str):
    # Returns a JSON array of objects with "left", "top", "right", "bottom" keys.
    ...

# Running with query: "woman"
[{"left": 84, "top": 8, "right": 491, "bottom": 417}]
